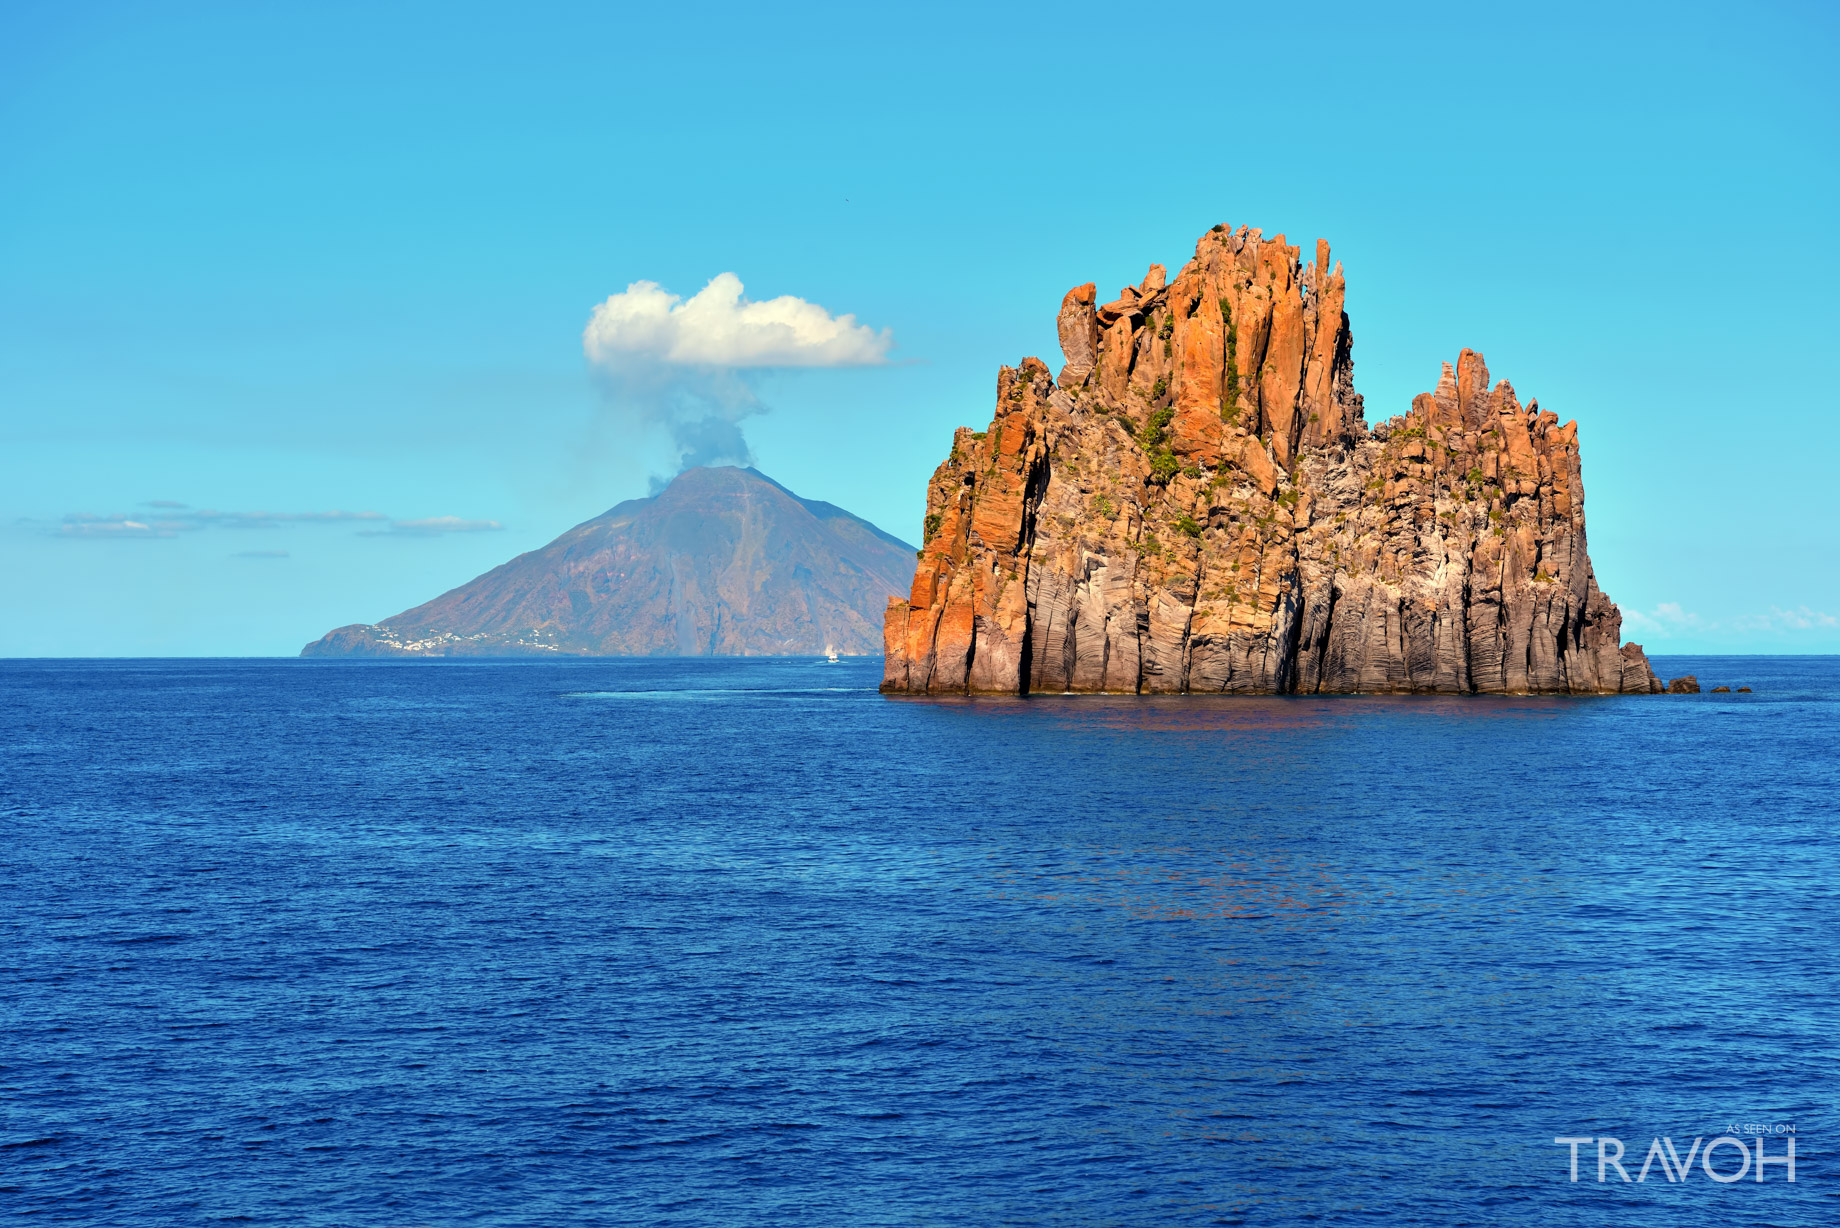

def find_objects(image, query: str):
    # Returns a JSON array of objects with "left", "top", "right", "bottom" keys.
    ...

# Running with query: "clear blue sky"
[{"left": 3, "top": 0, "right": 1835, "bottom": 655}]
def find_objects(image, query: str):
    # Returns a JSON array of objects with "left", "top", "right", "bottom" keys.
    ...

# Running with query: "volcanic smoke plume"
[{"left": 582, "top": 272, "right": 891, "bottom": 472}]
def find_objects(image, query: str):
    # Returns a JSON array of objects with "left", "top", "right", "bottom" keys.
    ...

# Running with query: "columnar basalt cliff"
[{"left": 882, "top": 224, "right": 1660, "bottom": 695}]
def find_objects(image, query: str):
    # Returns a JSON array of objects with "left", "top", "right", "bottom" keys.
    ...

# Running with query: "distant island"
[
  {"left": 882, "top": 223, "right": 1662, "bottom": 695},
  {"left": 301, "top": 467, "right": 915, "bottom": 658}
]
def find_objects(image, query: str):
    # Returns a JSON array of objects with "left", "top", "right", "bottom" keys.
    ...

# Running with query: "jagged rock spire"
[{"left": 881, "top": 223, "right": 1659, "bottom": 696}]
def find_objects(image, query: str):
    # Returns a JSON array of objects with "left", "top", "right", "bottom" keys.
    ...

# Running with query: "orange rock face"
[{"left": 882, "top": 223, "right": 1660, "bottom": 696}]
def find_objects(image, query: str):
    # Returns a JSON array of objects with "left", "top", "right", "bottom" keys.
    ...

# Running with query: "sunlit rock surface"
[{"left": 883, "top": 224, "right": 1659, "bottom": 695}]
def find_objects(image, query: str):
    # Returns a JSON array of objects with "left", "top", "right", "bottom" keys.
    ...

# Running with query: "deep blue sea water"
[{"left": 1, "top": 655, "right": 1834, "bottom": 1226}]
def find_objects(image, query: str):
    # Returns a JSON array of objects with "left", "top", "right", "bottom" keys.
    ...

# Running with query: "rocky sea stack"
[{"left": 883, "top": 224, "right": 1661, "bottom": 695}]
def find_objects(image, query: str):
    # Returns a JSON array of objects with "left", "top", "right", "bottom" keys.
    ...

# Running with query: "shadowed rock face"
[
  {"left": 883, "top": 224, "right": 1660, "bottom": 696},
  {"left": 304, "top": 467, "right": 916, "bottom": 658}
]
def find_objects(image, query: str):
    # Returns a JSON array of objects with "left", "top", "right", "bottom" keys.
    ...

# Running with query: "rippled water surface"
[{"left": 2, "top": 656, "right": 1833, "bottom": 1226}]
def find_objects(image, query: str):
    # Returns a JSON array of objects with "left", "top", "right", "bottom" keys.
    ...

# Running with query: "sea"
[{"left": 1, "top": 656, "right": 1833, "bottom": 1227}]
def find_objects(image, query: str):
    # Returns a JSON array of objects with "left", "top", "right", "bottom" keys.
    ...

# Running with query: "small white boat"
[{"left": 825, "top": 645, "right": 840, "bottom": 663}]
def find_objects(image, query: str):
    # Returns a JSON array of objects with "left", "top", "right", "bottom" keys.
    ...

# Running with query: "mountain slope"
[{"left": 303, "top": 467, "right": 916, "bottom": 657}]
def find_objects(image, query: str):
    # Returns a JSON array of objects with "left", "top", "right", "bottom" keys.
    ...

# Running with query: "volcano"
[{"left": 302, "top": 467, "right": 915, "bottom": 658}]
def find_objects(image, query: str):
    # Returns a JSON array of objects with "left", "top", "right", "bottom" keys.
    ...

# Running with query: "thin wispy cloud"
[
  {"left": 1625, "top": 602, "right": 1839, "bottom": 638},
  {"left": 359, "top": 516, "right": 503, "bottom": 537},
  {"left": 57, "top": 509, "right": 388, "bottom": 538},
  {"left": 46, "top": 507, "right": 498, "bottom": 541},
  {"left": 1624, "top": 602, "right": 1702, "bottom": 635},
  {"left": 58, "top": 518, "right": 169, "bottom": 539},
  {"left": 582, "top": 273, "right": 892, "bottom": 472},
  {"left": 1733, "top": 606, "right": 1840, "bottom": 633}
]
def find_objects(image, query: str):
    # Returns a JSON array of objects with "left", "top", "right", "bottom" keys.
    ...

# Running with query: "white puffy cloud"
[
  {"left": 579, "top": 273, "right": 894, "bottom": 473},
  {"left": 582, "top": 273, "right": 892, "bottom": 370}
]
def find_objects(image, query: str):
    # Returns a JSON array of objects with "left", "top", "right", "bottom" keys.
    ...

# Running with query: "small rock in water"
[
  {"left": 1667, "top": 676, "right": 1701, "bottom": 694},
  {"left": 1737, "top": 686, "right": 1753, "bottom": 693},
  {"left": 1711, "top": 686, "right": 1731, "bottom": 693}
]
